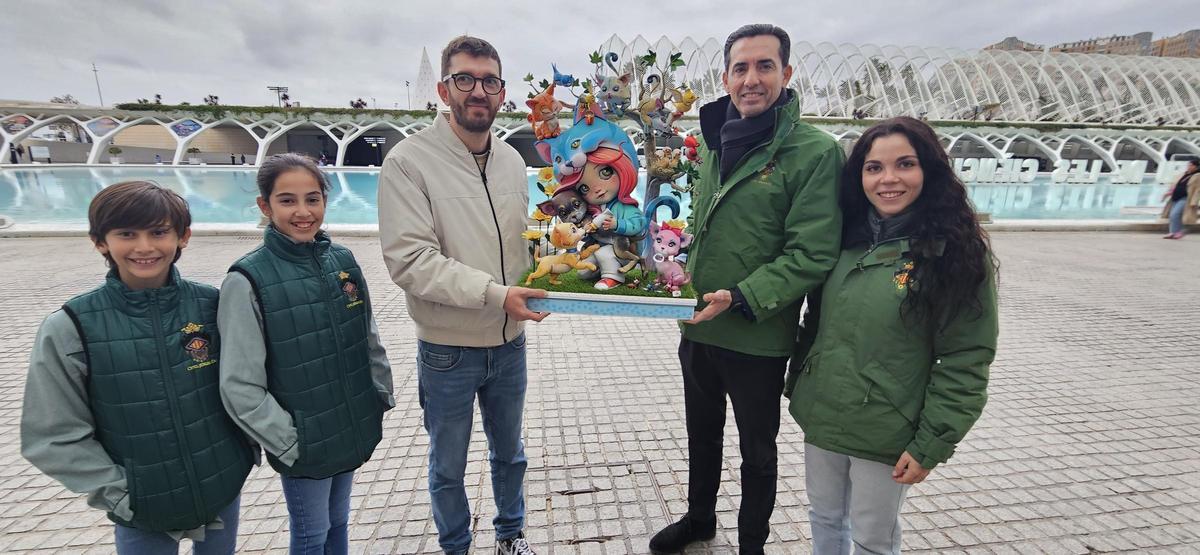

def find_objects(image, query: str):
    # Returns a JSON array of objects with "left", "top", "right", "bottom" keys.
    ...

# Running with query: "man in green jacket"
[{"left": 649, "top": 24, "right": 844, "bottom": 555}]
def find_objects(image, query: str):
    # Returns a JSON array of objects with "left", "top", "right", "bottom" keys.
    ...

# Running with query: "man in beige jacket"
[{"left": 378, "top": 35, "right": 543, "bottom": 555}]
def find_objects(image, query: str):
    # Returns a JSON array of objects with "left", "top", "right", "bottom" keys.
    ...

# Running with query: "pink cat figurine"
[{"left": 649, "top": 221, "right": 692, "bottom": 295}]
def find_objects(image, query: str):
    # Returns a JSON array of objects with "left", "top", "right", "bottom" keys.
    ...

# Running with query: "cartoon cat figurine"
[
  {"left": 595, "top": 52, "right": 632, "bottom": 117},
  {"left": 526, "top": 83, "right": 564, "bottom": 140},
  {"left": 535, "top": 102, "right": 639, "bottom": 179},
  {"left": 649, "top": 220, "right": 693, "bottom": 295}
]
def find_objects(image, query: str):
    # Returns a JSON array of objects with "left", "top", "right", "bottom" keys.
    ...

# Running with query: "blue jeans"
[
  {"left": 805, "top": 444, "right": 911, "bottom": 555},
  {"left": 1169, "top": 198, "right": 1188, "bottom": 235},
  {"left": 279, "top": 471, "right": 353, "bottom": 555},
  {"left": 114, "top": 497, "right": 240, "bottom": 555},
  {"left": 418, "top": 334, "right": 528, "bottom": 554}
]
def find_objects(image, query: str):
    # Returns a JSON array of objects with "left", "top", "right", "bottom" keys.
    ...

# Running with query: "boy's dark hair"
[
  {"left": 440, "top": 35, "right": 502, "bottom": 77},
  {"left": 723, "top": 24, "right": 791, "bottom": 69},
  {"left": 256, "top": 153, "right": 330, "bottom": 198},
  {"left": 88, "top": 181, "right": 192, "bottom": 265}
]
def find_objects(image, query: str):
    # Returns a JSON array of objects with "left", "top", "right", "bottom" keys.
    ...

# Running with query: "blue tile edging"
[{"left": 526, "top": 291, "right": 697, "bottom": 319}]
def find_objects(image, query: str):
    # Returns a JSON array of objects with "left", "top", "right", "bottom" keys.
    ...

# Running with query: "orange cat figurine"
[{"left": 526, "top": 83, "right": 564, "bottom": 140}]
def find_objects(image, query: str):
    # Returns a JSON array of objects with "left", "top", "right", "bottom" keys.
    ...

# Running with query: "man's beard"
[{"left": 451, "top": 98, "right": 498, "bottom": 133}]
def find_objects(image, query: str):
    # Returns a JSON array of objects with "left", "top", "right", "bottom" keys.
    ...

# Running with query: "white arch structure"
[
  {"left": 0, "top": 108, "right": 442, "bottom": 167},
  {"left": 595, "top": 34, "right": 1200, "bottom": 126},
  {"left": 3, "top": 97, "right": 1200, "bottom": 173}
]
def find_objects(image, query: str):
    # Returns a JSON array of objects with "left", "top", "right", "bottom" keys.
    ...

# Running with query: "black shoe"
[{"left": 649, "top": 515, "right": 717, "bottom": 554}]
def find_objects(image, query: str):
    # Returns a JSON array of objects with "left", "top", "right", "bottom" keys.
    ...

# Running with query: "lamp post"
[
  {"left": 405, "top": 81, "right": 411, "bottom": 110},
  {"left": 92, "top": 63, "right": 105, "bottom": 107},
  {"left": 364, "top": 136, "right": 386, "bottom": 166},
  {"left": 267, "top": 85, "right": 289, "bottom": 108}
]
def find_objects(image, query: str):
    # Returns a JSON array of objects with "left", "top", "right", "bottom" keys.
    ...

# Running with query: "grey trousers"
[{"left": 805, "top": 443, "right": 912, "bottom": 555}]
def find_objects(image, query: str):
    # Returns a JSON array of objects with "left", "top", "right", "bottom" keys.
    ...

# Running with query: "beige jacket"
[
  {"left": 1161, "top": 173, "right": 1200, "bottom": 226},
  {"left": 379, "top": 113, "right": 530, "bottom": 347}
]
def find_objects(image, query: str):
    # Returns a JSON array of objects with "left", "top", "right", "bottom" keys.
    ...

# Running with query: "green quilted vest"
[
  {"left": 63, "top": 268, "right": 252, "bottom": 532},
  {"left": 230, "top": 226, "right": 384, "bottom": 479}
]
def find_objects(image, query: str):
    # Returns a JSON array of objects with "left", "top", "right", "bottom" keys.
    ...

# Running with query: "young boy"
[{"left": 21, "top": 181, "right": 253, "bottom": 554}]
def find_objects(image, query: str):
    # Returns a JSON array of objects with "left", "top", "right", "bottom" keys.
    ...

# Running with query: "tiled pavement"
[{"left": 0, "top": 232, "right": 1197, "bottom": 554}]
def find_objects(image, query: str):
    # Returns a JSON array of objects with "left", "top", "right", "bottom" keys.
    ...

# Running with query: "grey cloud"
[{"left": 3, "top": 0, "right": 1196, "bottom": 107}]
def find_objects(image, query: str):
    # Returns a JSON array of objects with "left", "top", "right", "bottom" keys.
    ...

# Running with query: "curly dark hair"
[{"left": 841, "top": 116, "right": 996, "bottom": 326}]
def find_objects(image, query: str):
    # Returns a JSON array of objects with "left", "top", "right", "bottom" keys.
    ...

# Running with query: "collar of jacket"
[
  {"left": 699, "top": 90, "right": 799, "bottom": 187},
  {"left": 263, "top": 224, "right": 331, "bottom": 262},
  {"left": 103, "top": 265, "right": 182, "bottom": 313},
  {"left": 856, "top": 237, "right": 912, "bottom": 269},
  {"left": 868, "top": 208, "right": 920, "bottom": 245},
  {"left": 699, "top": 90, "right": 795, "bottom": 155},
  {"left": 431, "top": 111, "right": 494, "bottom": 169}
]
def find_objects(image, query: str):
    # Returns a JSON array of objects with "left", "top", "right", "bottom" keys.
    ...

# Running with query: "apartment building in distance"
[
  {"left": 1152, "top": 29, "right": 1200, "bottom": 58},
  {"left": 986, "top": 30, "right": 1199, "bottom": 59},
  {"left": 1051, "top": 32, "right": 1153, "bottom": 56}
]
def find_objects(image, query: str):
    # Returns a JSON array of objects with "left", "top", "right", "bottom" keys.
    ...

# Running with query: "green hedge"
[
  {"left": 113, "top": 103, "right": 529, "bottom": 120},
  {"left": 111, "top": 103, "right": 1196, "bottom": 132}
]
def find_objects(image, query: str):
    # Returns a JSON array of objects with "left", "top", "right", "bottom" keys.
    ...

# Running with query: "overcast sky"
[{"left": 2, "top": 0, "right": 1194, "bottom": 109}]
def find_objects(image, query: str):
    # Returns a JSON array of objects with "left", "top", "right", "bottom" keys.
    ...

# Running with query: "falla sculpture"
[{"left": 521, "top": 50, "right": 701, "bottom": 304}]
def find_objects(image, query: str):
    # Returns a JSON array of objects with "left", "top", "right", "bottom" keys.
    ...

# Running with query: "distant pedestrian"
[
  {"left": 8, "top": 144, "right": 17, "bottom": 164},
  {"left": 1161, "top": 158, "right": 1200, "bottom": 239}
]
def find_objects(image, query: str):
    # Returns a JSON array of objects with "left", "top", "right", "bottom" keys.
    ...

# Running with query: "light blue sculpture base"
[{"left": 526, "top": 291, "right": 696, "bottom": 319}]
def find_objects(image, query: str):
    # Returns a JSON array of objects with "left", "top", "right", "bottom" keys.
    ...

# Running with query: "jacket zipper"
[
  {"left": 477, "top": 160, "right": 510, "bottom": 345},
  {"left": 313, "top": 252, "right": 366, "bottom": 463},
  {"left": 150, "top": 290, "right": 207, "bottom": 521},
  {"left": 697, "top": 107, "right": 790, "bottom": 235},
  {"left": 701, "top": 141, "right": 771, "bottom": 230},
  {"left": 691, "top": 140, "right": 774, "bottom": 282}
]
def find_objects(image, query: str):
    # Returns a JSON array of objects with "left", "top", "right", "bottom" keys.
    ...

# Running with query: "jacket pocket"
[
  {"left": 418, "top": 341, "right": 463, "bottom": 371},
  {"left": 859, "top": 361, "right": 924, "bottom": 426},
  {"left": 122, "top": 459, "right": 138, "bottom": 520},
  {"left": 787, "top": 353, "right": 819, "bottom": 427}
]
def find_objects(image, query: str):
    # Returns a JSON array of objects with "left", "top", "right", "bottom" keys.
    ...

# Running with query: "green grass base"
[{"left": 520, "top": 267, "right": 697, "bottom": 299}]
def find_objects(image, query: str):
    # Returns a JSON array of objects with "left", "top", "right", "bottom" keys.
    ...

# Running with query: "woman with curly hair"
[{"left": 786, "top": 116, "right": 999, "bottom": 553}]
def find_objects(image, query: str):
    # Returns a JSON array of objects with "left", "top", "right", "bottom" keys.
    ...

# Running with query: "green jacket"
[
  {"left": 229, "top": 226, "right": 387, "bottom": 479},
  {"left": 787, "top": 237, "right": 998, "bottom": 469},
  {"left": 682, "top": 92, "right": 844, "bottom": 357},
  {"left": 61, "top": 269, "right": 252, "bottom": 532}
]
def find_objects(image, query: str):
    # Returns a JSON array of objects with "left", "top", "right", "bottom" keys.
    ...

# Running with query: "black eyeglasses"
[{"left": 443, "top": 73, "right": 505, "bottom": 95}]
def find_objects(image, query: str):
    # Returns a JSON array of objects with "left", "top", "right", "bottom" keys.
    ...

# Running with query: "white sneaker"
[{"left": 496, "top": 532, "right": 535, "bottom": 555}]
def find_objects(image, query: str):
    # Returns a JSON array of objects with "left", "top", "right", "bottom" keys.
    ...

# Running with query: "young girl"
[
  {"left": 560, "top": 146, "right": 646, "bottom": 290},
  {"left": 218, "top": 153, "right": 394, "bottom": 555},
  {"left": 787, "top": 117, "right": 998, "bottom": 553}
]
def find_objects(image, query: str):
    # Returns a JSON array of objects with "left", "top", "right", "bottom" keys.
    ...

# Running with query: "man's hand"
[
  {"left": 684, "top": 289, "right": 732, "bottom": 324},
  {"left": 892, "top": 451, "right": 931, "bottom": 484},
  {"left": 503, "top": 286, "right": 550, "bottom": 322}
]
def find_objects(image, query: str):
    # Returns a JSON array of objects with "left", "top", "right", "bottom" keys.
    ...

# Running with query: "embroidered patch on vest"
[
  {"left": 893, "top": 261, "right": 915, "bottom": 291},
  {"left": 181, "top": 322, "right": 216, "bottom": 371},
  {"left": 339, "top": 271, "right": 364, "bottom": 309}
]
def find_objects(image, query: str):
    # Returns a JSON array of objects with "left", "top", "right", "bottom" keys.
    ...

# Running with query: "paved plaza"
[{"left": 0, "top": 231, "right": 1198, "bottom": 554}]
